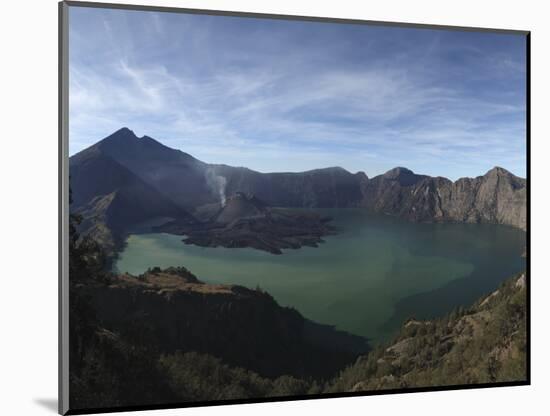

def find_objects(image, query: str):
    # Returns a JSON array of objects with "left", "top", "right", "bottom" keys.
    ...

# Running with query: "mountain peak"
[
  {"left": 302, "top": 166, "right": 349, "bottom": 174},
  {"left": 96, "top": 128, "right": 182, "bottom": 156},
  {"left": 101, "top": 128, "right": 170, "bottom": 145},
  {"left": 382, "top": 167, "right": 426, "bottom": 186},
  {"left": 138, "top": 134, "right": 170, "bottom": 148},
  {"left": 215, "top": 192, "right": 266, "bottom": 224},
  {"left": 483, "top": 167, "right": 524, "bottom": 182},
  {"left": 98, "top": 129, "right": 194, "bottom": 157},
  {"left": 486, "top": 166, "right": 511, "bottom": 176},
  {"left": 110, "top": 127, "right": 138, "bottom": 139},
  {"left": 383, "top": 167, "right": 414, "bottom": 178}
]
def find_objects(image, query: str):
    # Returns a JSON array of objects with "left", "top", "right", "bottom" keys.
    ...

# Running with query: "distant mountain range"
[{"left": 69, "top": 128, "right": 526, "bottom": 255}]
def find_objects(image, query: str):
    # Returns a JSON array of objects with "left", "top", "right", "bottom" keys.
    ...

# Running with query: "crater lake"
[{"left": 114, "top": 209, "right": 526, "bottom": 343}]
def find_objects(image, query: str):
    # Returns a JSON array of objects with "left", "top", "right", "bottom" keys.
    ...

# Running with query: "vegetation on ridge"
[{"left": 328, "top": 273, "right": 527, "bottom": 392}]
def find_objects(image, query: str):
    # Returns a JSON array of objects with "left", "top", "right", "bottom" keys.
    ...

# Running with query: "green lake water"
[{"left": 114, "top": 209, "right": 526, "bottom": 343}]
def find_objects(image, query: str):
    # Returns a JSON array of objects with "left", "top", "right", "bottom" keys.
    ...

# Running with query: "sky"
[{"left": 68, "top": 6, "right": 527, "bottom": 180}]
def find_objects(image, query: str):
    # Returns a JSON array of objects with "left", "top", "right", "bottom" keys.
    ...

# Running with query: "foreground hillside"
[
  {"left": 69, "top": 265, "right": 367, "bottom": 409},
  {"left": 71, "top": 259, "right": 527, "bottom": 410},
  {"left": 328, "top": 272, "right": 527, "bottom": 392},
  {"left": 80, "top": 267, "right": 368, "bottom": 379}
]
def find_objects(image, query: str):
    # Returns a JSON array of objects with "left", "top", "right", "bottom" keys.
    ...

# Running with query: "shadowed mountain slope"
[
  {"left": 72, "top": 128, "right": 366, "bottom": 212},
  {"left": 72, "top": 128, "right": 214, "bottom": 209},
  {"left": 69, "top": 145, "right": 196, "bottom": 254}
]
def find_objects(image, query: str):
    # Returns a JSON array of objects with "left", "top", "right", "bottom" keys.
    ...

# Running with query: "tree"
[{"left": 68, "top": 186, "right": 109, "bottom": 283}]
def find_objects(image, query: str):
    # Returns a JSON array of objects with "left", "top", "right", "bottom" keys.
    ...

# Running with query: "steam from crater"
[{"left": 205, "top": 167, "right": 227, "bottom": 207}]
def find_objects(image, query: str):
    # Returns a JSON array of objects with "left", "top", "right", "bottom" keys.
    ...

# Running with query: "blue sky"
[{"left": 69, "top": 6, "right": 527, "bottom": 179}]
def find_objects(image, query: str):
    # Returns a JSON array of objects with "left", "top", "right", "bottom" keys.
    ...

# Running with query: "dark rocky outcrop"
[
  {"left": 214, "top": 192, "right": 267, "bottom": 224},
  {"left": 155, "top": 192, "right": 337, "bottom": 254}
]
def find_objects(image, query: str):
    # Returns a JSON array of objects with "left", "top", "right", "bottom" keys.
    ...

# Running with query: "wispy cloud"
[{"left": 68, "top": 7, "right": 527, "bottom": 179}]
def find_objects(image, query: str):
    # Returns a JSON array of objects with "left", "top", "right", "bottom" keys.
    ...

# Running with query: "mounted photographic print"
[{"left": 59, "top": 1, "right": 530, "bottom": 414}]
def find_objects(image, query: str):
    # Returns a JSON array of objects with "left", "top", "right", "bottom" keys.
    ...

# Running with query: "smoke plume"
[{"left": 205, "top": 167, "right": 227, "bottom": 207}]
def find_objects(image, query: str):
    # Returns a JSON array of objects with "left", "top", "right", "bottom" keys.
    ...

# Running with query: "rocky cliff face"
[
  {"left": 214, "top": 165, "right": 366, "bottom": 209},
  {"left": 82, "top": 267, "right": 369, "bottom": 379},
  {"left": 361, "top": 167, "right": 526, "bottom": 230}
]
